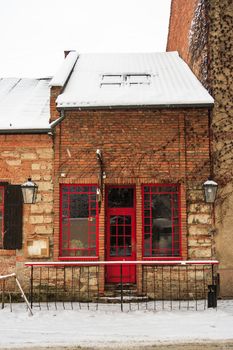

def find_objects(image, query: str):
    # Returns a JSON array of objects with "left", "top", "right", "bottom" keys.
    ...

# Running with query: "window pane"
[
  {"left": 61, "top": 185, "right": 98, "bottom": 257},
  {"left": 152, "top": 194, "right": 171, "bottom": 219},
  {"left": 118, "top": 236, "right": 124, "bottom": 246},
  {"left": 125, "top": 236, "right": 131, "bottom": 246},
  {"left": 152, "top": 194, "right": 172, "bottom": 253},
  {"left": 117, "top": 216, "right": 124, "bottom": 225},
  {"left": 125, "top": 226, "right": 131, "bottom": 235},
  {"left": 143, "top": 185, "right": 180, "bottom": 257},
  {"left": 108, "top": 188, "right": 134, "bottom": 207},
  {"left": 111, "top": 236, "right": 117, "bottom": 246},
  {"left": 118, "top": 226, "right": 123, "bottom": 235},
  {"left": 70, "top": 194, "right": 88, "bottom": 218},
  {"left": 110, "top": 226, "right": 116, "bottom": 235},
  {"left": 70, "top": 218, "right": 91, "bottom": 248}
]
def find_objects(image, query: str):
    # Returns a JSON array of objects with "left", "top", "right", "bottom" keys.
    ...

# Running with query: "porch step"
[
  {"left": 105, "top": 283, "right": 137, "bottom": 291},
  {"left": 104, "top": 283, "right": 137, "bottom": 295},
  {"left": 101, "top": 283, "right": 149, "bottom": 303},
  {"left": 96, "top": 295, "right": 149, "bottom": 303}
]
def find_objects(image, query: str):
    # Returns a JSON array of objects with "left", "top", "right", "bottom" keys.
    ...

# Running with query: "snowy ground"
[{"left": 0, "top": 300, "right": 233, "bottom": 349}]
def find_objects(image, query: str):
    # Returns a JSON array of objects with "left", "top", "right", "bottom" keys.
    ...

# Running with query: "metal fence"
[{"left": 24, "top": 260, "right": 219, "bottom": 312}]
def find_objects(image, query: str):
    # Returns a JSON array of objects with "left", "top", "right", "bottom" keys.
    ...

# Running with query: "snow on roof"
[
  {"left": 56, "top": 52, "right": 214, "bottom": 108},
  {"left": 49, "top": 51, "right": 79, "bottom": 87},
  {"left": 0, "top": 78, "right": 50, "bottom": 131}
]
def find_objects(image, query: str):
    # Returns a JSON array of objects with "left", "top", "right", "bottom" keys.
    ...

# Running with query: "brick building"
[
  {"left": 0, "top": 51, "right": 216, "bottom": 296},
  {"left": 167, "top": 0, "right": 233, "bottom": 296},
  {"left": 49, "top": 51, "right": 214, "bottom": 291}
]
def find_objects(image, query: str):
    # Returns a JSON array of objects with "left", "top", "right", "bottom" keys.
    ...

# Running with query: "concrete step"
[
  {"left": 103, "top": 283, "right": 149, "bottom": 302},
  {"left": 96, "top": 295, "right": 149, "bottom": 303}
]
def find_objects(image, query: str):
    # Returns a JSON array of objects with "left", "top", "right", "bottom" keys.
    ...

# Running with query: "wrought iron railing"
[{"left": 24, "top": 260, "right": 219, "bottom": 311}]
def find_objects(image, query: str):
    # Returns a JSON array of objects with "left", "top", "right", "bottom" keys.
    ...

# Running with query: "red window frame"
[
  {"left": 59, "top": 184, "right": 99, "bottom": 260},
  {"left": 142, "top": 184, "right": 181, "bottom": 260},
  {"left": 0, "top": 186, "right": 4, "bottom": 249}
]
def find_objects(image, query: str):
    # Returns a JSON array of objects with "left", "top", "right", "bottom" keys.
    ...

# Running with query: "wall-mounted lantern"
[
  {"left": 21, "top": 178, "right": 38, "bottom": 204},
  {"left": 203, "top": 179, "right": 218, "bottom": 203}
]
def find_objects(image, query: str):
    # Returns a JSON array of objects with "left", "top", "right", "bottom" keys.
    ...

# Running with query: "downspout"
[{"left": 50, "top": 109, "right": 66, "bottom": 129}]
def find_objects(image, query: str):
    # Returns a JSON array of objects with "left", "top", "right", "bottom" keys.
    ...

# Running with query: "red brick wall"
[
  {"left": 53, "top": 108, "right": 211, "bottom": 269},
  {"left": 167, "top": 0, "right": 198, "bottom": 62},
  {"left": 167, "top": 0, "right": 198, "bottom": 64},
  {"left": 50, "top": 86, "right": 61, "bottom": 123}
]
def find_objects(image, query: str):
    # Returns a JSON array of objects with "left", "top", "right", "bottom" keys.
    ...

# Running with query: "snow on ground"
[{"left": 0, "top": 300, "right": 233, "bottom": 348}]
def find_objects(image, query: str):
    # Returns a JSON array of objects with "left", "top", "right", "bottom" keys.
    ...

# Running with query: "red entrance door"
[{"left": 106, "top": 186, "right": 136, "bottom": 283}]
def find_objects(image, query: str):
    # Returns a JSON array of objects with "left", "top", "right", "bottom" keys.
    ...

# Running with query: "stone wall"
[
  {"left": 167, "top": 0, "right": 233, "bottom": 296},
  {"left": 0, "top": 133, "right": 54, "bottom": 285},
  {"left": 143, "top": 265, "right": 213, "bottom": 299}
]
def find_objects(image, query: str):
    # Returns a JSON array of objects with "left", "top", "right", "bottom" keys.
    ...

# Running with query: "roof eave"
[
  {"left": 0, "top": 128, "right": 52, "bottom": 134},
  {"left": 57, "top": 103, "right": 214, "bottom": 111}
]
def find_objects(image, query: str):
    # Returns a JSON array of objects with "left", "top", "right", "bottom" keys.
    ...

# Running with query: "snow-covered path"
[{"left": 0, "top": 300, "right": 233, "bottom": 348}]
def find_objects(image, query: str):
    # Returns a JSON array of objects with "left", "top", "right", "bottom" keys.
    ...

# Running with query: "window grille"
[
  {"left": 142, "top": 184, "right": 181, "bottom": 258},
  {"left": 100, "top": 73, "right": 151, "bottom": 87},
  {"left": 60, "top": 184, "right": 98, "bottom": 258}
]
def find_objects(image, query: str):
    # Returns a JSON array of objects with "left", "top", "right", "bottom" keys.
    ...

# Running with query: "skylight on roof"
[{"left": 100, "top": 74, "right": 151, "bottom": 87}]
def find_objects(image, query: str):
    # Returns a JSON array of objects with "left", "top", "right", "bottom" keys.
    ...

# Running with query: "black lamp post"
[
  {"left": 21, "top": 178, "right": 38, "bottom": 204},
  {"left": 203, "top": 179, "right": 218, "bottom": 203}
]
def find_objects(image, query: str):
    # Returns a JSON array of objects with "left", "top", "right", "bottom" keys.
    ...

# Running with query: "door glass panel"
[
  {"left": 109, "top": 214, "right": 132, "bottom": 257},
  {"left": 117, "top": 216, "right": 124, "bottom": 225},
  {"left": 108, "top": 188, "right": 134, "bottom": 207},
  {"left": 118, "top": 236, "right": 124, "bottom": 246},
  {"left": 125, "top": 247, "right": 132, "bottom": 256},
  {"left": 125, "top": 216, "right": 131, "bottom": 224},
  {"left": 110, "top": 226, "right": 116, "bottom": 235},
  {"left": 118, "top": 247, "right": 125, "bottom": 256},
  {"left": 110, "top": 216, "right": 117, "bottom": 225},
  {"left": 125, "top": 226, "right": 131, "bottom": 235},
  {"left": 118, "top": 226, "right": 124, "bottom": 235}
]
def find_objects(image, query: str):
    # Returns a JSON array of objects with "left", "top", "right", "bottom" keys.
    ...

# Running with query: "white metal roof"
[
  {"left": 49, "top": 51, "right": 79, "bottom": 87},
  {"left": 0, "top": 78, "right": 50, "bottom": 131},
  {"left": 56, "top": 52, "right": 214, "bottom": 108}
]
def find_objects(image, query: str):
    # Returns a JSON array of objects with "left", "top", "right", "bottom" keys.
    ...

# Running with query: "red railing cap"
[{"left": 24, "top": 260, "right": 219, "bottom": 267}]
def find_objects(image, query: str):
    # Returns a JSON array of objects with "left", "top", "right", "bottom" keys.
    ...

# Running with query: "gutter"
[
  {"left": 57, "top": 103, "right": 214, "bottom": 111},
  {"left": 0, "top": 128, "right": 51, "bottom": 135},
  {"left": 0, "top": 111, "right": 66, "bottom": 134}
]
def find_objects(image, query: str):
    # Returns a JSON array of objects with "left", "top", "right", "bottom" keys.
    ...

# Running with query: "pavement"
[{"left": 1, "top": 342, "right": 233, "bottom": 350}]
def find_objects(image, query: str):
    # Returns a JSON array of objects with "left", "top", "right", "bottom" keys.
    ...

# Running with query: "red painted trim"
[
  {"left": 58, "top": 256, "right": 99, "bottom": 261},
  {"left": 105, "top": 185, "right": 136, "bottom": 283},
  {"left": 178, "top": 183, "right": 182, "bottom": 258},
  {"left": 25, "top": 260, "right": 220, "bottom": 267},
  {"left": 59, "top": 184, "right": 99, "bottom": 259},
  {"left": 0, "top": 186, "right": 4, "bottom": 249},
  {"left": 141, "top": 183, "right": 182, "bottom": 259},
  {"left": 143, "top": 257, "right": 182, "bottom": 261}
]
